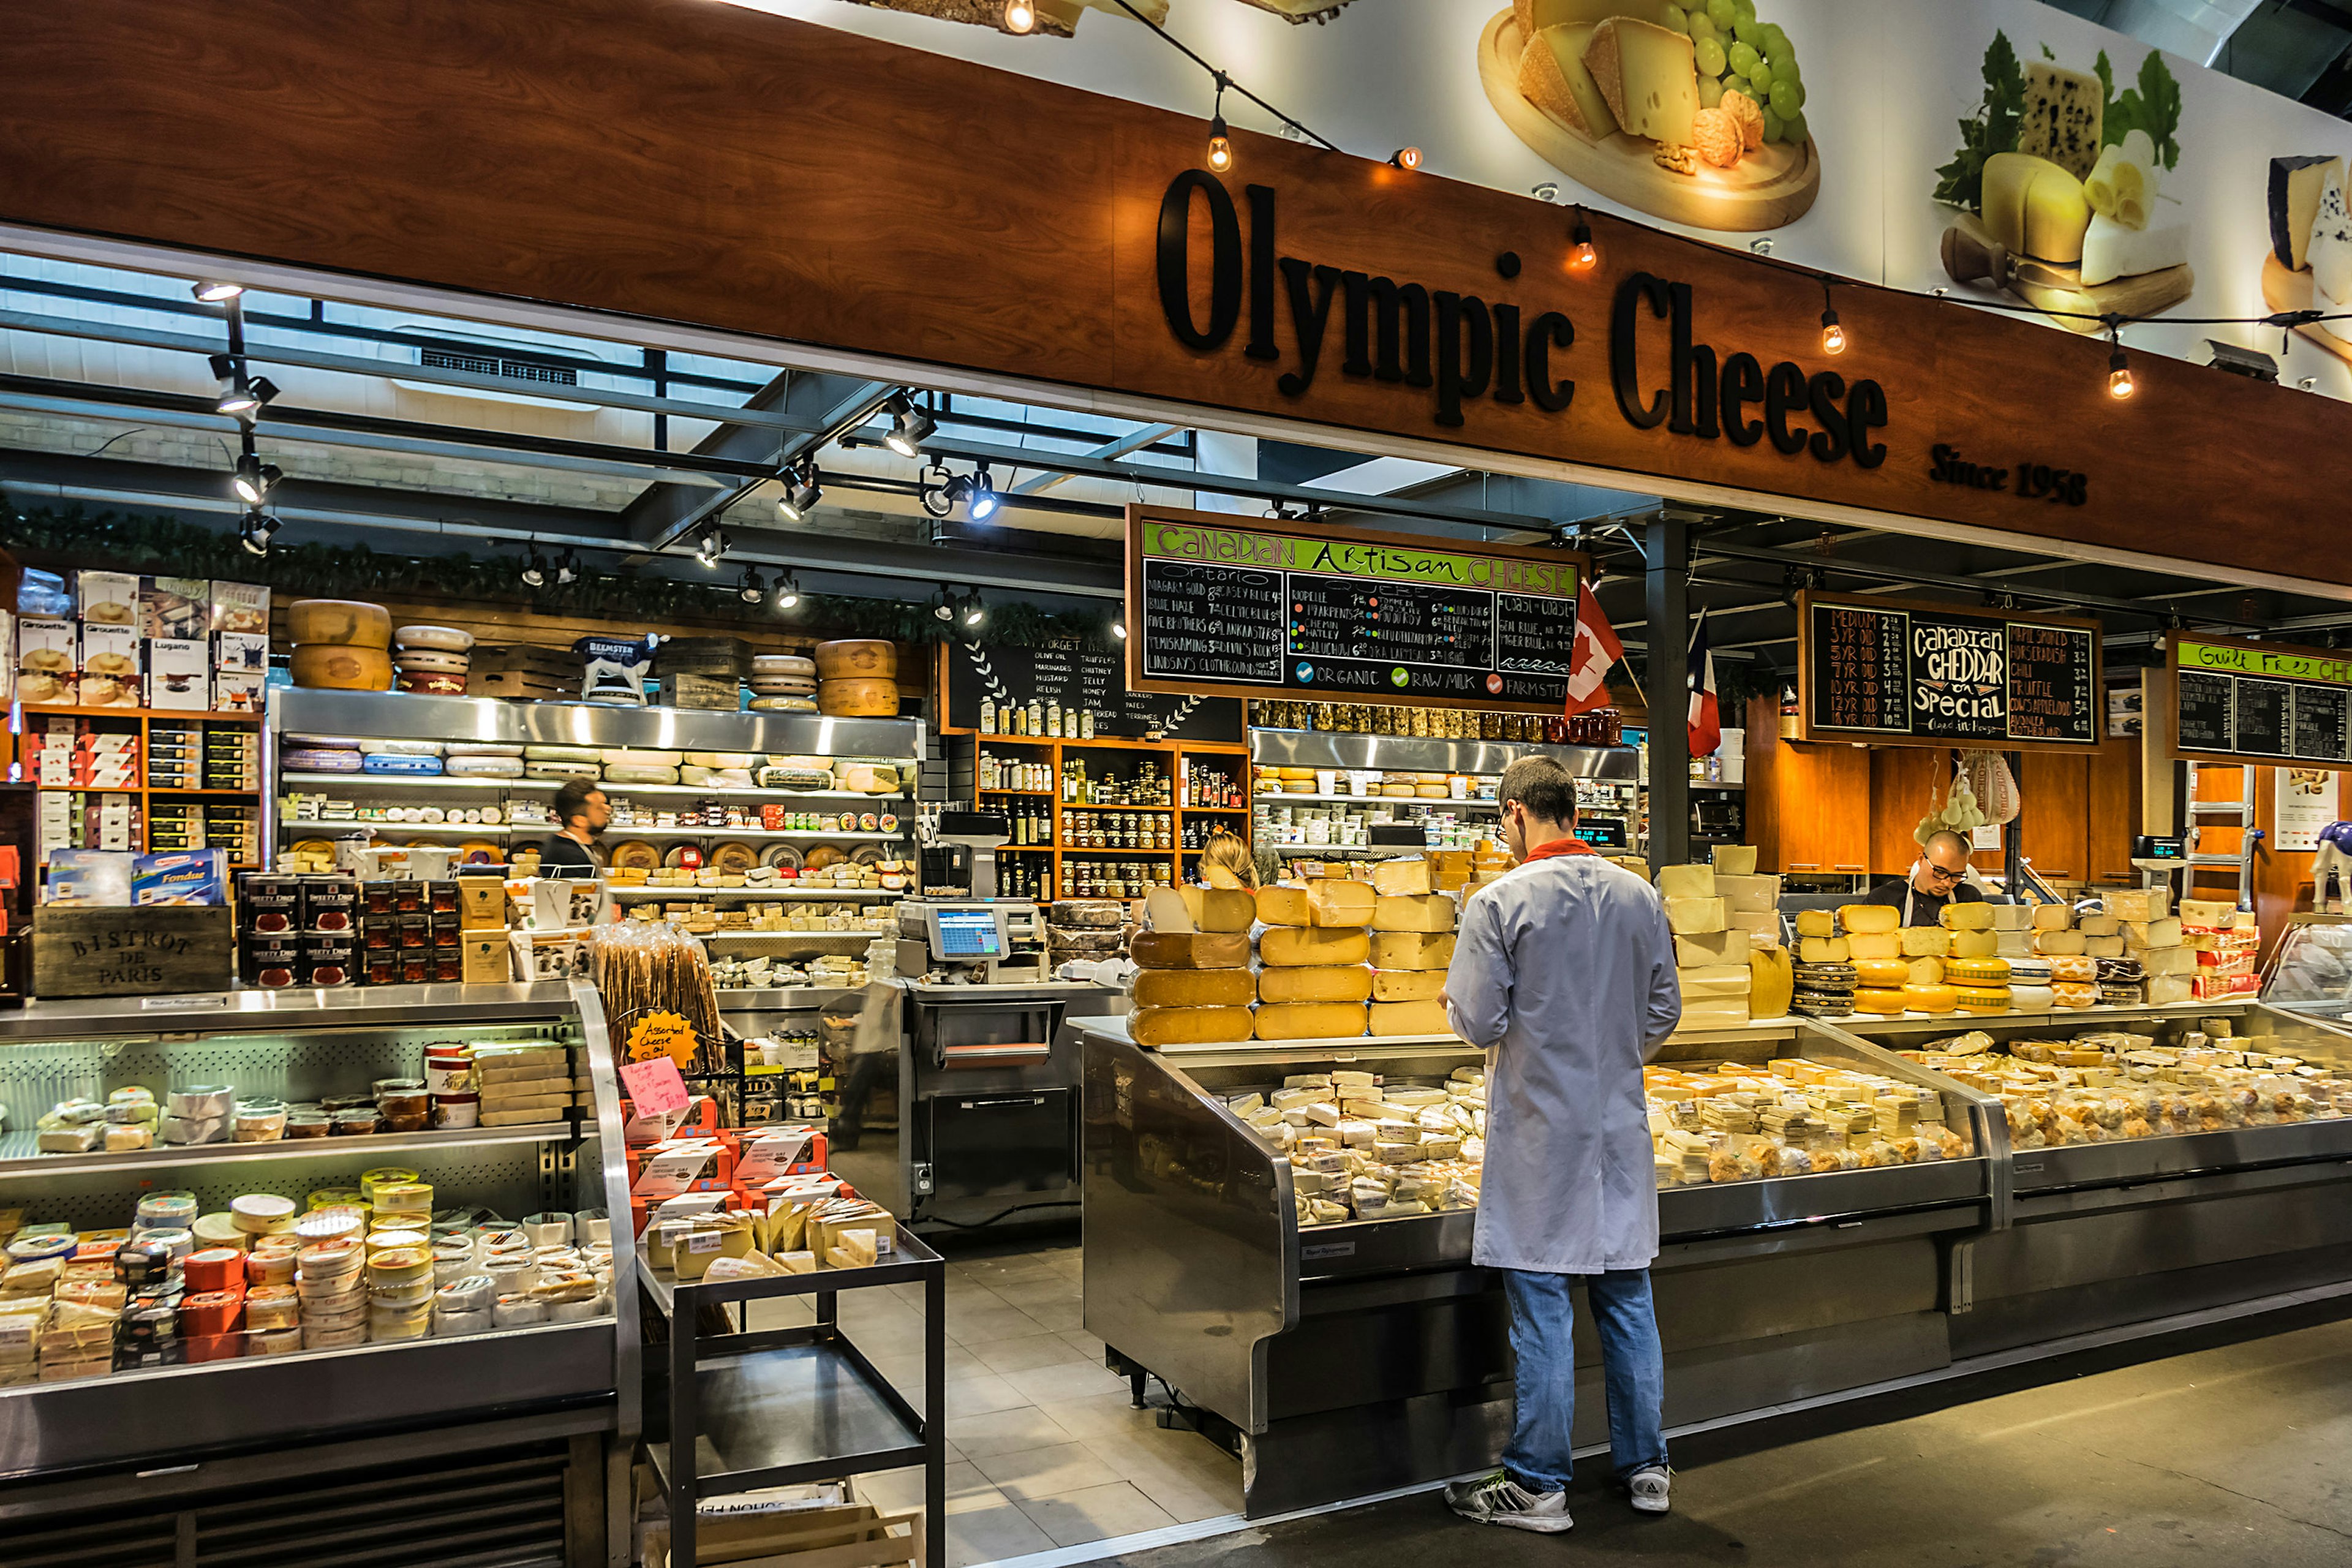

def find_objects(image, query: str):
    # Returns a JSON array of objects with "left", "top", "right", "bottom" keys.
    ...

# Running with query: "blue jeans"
[{"left": 1498, "top": 1267, "right": 1667, "bottom": 1493}]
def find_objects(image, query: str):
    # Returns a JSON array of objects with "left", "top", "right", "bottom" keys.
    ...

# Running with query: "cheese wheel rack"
[
  {"left": 1074, "top": 994, "right": 2352, "bottom": 1518},
  {"left": 0, "top": 980, "right": 636, "bottom": 1545}
]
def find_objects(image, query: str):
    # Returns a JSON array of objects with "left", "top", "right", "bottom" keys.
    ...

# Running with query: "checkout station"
[{"left": 826, "top": 810, "right": 1121, "bottom": 1231}]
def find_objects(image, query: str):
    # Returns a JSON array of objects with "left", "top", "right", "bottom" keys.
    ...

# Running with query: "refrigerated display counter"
[
  {"left": 1076, "top": 1016, "right": 2002, "bottom": 1516},
  {"left": 0, "top": 982, "right": 636, "bottom": 1567}
]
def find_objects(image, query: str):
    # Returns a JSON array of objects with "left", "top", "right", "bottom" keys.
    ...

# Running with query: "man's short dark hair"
[
  {"left": 554, "top": 778, "right": 605, "bottom": 826},
  {"left": 1499, "top": 756, "right": 1579, "bottom": 824}
]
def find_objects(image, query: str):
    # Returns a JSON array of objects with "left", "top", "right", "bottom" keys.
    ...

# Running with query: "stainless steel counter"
[{"left": 0, "top": 981, "right": 576, "bottom": 1039}]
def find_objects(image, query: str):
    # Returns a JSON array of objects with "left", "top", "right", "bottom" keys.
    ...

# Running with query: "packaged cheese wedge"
[
  {"left": 1131, "top": 1006, "right": 1255, "bottom": 1048},
  {"left": 1369, "top": 999, "right": 1452, "bottom": 1037},
  {"left": 2078, "top": 913, "right": 2121, "bottom": 938},
  {"left": 1255, "top": 1002, "right": 1369, "bottom": 1042},
  {"left": 1714, "top": 873, "right": 1782, "bottom": 913},
  {"left": 1373, "top": 894, "right": 1455, "bottom": 933},
  {"left": 1259, "top": 965, "right": 1373, "bottom": 1005},
  {"left": 1678, "top": 963, "right": 1752, "bottom": 998},
  {"left": 1262, "top": 927, "right": 1373, "bottom": 967},
  {"left": 1370, "top": 930, "right": 1455, "bottom": 971},
  {"left": 1133, "top": 969, "right": 1255, "bottom": 1009},
  {"left": 1130, "top": 932, "right": 1250, "bottom": 969},
  {"left": 1665, "top": 897, "right": 1728, "bottom": 935},
  {"left": 1371, "top": 968, "right": 1446, "bottom": 1003}
]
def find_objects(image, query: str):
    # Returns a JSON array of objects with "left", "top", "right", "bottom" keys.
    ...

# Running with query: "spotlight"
[
  {"left": 883, "top": 393, "right": 935, "bottom": 459},
  {"left": 521, "top": 548, "right": 548, "bottom": 589},
  {"left": 2205, "top": 340, "right": 2278, "bottom": 383},
  {"left": 1567, "top": 209, "right": 1597, "bottom": 274},
  {"left": 739, "top": 567, "right": 765, "bottom": 603},
  {"left": 777, "top": 463, "right": 823, "bottom": 522},
  {"left": 554, "top": 549, "right": 579, "bottom": 585},
  {"left": 1111, "top": 619, "right": 1128, "bottom": 640},
  {"left": 1389, "top": 146, "right": 1423, "bottom": 171},
  {"left": 694, "top": 529, "right": 728, "bottom": 567},
  {"left": 918, "top": 459, "right": 955, "bottom": 519},
  {"left": 192, "top": 280, "right": 244, "bottom": 303},
  {"left": 238, "top": 509, "right": 281, "bottom": 556},
  {"left": 230, "top": 453, "right": 281, "bottom": 505},
  {"left": 773, "top": 571, "right": 802, "bottom": 611},
  {"left": 1004, "top": 0, "right": 1036, "bottom": 29},
  {"left": 966, "top": 464, "right": 1000, "bottom": 523},
  {"left": 931, "top": 587, "right": 956, "bottom": 624},
  {"left": 963, "top": 594, "right": 987, "bottom": 628},
  {"left": 209, "top": 354, "right": 278, "bottom": 420},
  {"left": 2107, "top": 336, "right": 2135, "bottom": 401}
]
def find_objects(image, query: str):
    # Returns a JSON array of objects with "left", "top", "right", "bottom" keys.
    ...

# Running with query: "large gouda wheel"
[
  {"left": 290, "top": 643, "right": 394, "bottom": 690},
  {"left": 1254, "top": 1002, "right": 1368, "bottom": 1042},
  {"left": 1369, "top": 1000, "right": 1452, "bottom": 1036},
  {"left": 813, "top": 639, "right": 899, "bottom": 680},
  {"left": 1131, "top": 1006, "right": 1254, "bottom": 1048},
  {"left": 1257, "top": 965, "right": 1372, "bottom": 1005},
  {"left": 816, "top": 677, "right": 900, "bottom": 717},
  {"left": 1133, "top": 969, "right": 1256, "bottom": 1009},
  {"left": 1260, "top": 927, "right": 1371, "bottom": 967},
  {"left": 286, "top": 599, "right": 392, "bottom": 649},
  {"left": 1130, "top": 932, "right": 1250, "bottom": 969}
]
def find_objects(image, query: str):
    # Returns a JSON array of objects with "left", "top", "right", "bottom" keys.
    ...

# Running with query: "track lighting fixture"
[
  {"left": 1207, "top": 73, "right": 1233, "bottom": 173},
  {"left": 192, "top": 281, "right": 244, "bottom": 303},
  {"left": 918, "top": 458, "right": 956, "bottom": 520},
  {"left": 1819, "top": 279, "right": 1845, "bottom": 356},
  {"left": 554, "top": 549, "right": 579, "bottom": 586},
  {"left": 1567, "top": 208, "right": 1597, "bottom": 275},
  {"left": 209, "top": 353, "right": 278, "bottom": 420},
  {"left": 230, "top": 452, "right": 281, "bottom": 506},
  {"left": 739, "top": 567, "right": 766, "bottom": 604},
  {"left": 967, "top": 463, "right": 1000, "bottom": 523},
  {"left": 963, "top": 592, "right": 987, "bottom": 628},
  {"left": 1389, "top": 146, "right": 1423, "bottom": 172},
  {"left": 776, "top": 461, "right": 823, "bottom": 523},
  {"left": 773, "top": 571, "right": 802, "bottom": 611},
  {"left": 520, "top": 547, "right": 548, "bottom": 588},
  {"left": 694, "top": 529, "right": 728, "bottom": 568},
  {"left": 883, "top": 393, "right": 937, "bottom": 459},
  {"left": 1004, "top": 0, "right": 1036, "bottom": 31},
  {"left": 238, "top": 508, "right": 281, "bottom": 557},
  {"left": 931, "top": 586, "right": 956, "bottom": 624},
  {"left": 1111, "top": 619, "right": 1128, "bottom": 640}
]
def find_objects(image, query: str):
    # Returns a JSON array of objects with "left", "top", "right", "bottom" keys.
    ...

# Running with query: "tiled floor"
[{"left": 747, "top": 1234, "right": 1244, "bottom": 1566}]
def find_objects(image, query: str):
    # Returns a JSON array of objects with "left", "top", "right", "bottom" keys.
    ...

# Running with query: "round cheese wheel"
[
  {"left": 748, "top": 676, "right": 818, "bottom": 695},
  {"left": 445, "top": 742, "right": 524, "bottom": 758},
  {"left": 685, "top": 753, "right": 761, "bottom": 771},
  {"left": 524, "top": 746, "right": 603, "bottom": 764},
  {"left": 287, "top": 600, "right": 393, "bottom": 649},
  {"left": 363, "top": 753, "right": 443, "bottom": 776},
  {"left": 445, "top": 755, "right": 524, "bottom": 778},
  {"left": 1852, "top": 987, "right": 1909, "bottom": 1015},
  {"left": 393, "top": 625, "right": 475, "bottom": 652},
  {"left": 1852, "top": 958, "right": 1912, "bottom": 989},
  {"left": 2009, "top": 985, "right": 2056, "bottom": 1011},
  {"left": 812, "top": 639, "right": 897, "bottom": 680},
  {"left": 1953, "top": 986, "right": 2011, "bottom": 1012},
  {"left": 749, "top": 696, "right": 819, "bottom": 712},
  {"left": 608, "top": 842, "right": 662, "bottom": 872},
  {"left": 603, "top": 765, "right": 680, "bottom": 786},
  {"left": 525, "top": 760, "right": 601, "bottom": 781},
  {"left": 1944, "top": 957, "right": 2011, "bottom": 986},
  {"left": 600, "top": 749, "right": 682, "bottom": 769},
  {"left": 752, "top": 654, "right": 817, "bottom": 677},
  {"left": 1902, "top": 983, "right": 1959, "bottom": 1014},
  {"left": 396, "top": 672, "right": 469, "bottom": 696},
  {"left": 359, "top": 739, "right": 443, "bottom": 757},
  {"left": 284, "top": 747, "right": 362, "bottom": 773},
  {"left": 816, "top": 677, "right": 899, "bottom": 717},
  {"left": 2052, "top": 982, "right": 2099, "bottom": 1008},
  {"left": 392, "top": 648, "right": 471, "bottom": 674},
  {"left": 2048, "top": 956, "right": 2097, "bottom": 983},
  {"left": 1414, "top": 784, "right": 1450, "bottom": 799},
  {"left": 291, "top": 643, "right": 394, "bottom": 690}
]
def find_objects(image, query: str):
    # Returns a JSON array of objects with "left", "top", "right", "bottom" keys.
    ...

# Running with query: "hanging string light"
[
  {"left": 1389, "top": 146, "right": 1423, "bottom": 172},
  {"left": 2106, "top": 321, "right": 2135, "bottom": 400},
  {"left": 1818, "top": 277, "right": 1845, "bottom": 356},
  {"left": 1567, "top": 207, "right": 1597, "bottom": 275},
  {"left": 1003, "top": 0, "right": 1036, "bottom": 33},
  {"left": 1206, "top": 73, "right": 1233, "bottom": 174}
]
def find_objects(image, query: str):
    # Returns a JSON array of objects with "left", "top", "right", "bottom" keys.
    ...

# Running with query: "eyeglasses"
[{"left": 1920, "top": 863, "right": 1963, "bottom": 883}]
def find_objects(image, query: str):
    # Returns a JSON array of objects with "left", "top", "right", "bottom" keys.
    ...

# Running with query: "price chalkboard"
[
  {"left": 1797, "top": 592, "right": 2101, "bottom": 751},
  {"left": 943, "top": 637, "right": 1242, "bottom": 743},
  {"left": 1126, "top": 507, "right": 1586, "bottom": 713},
  {"left": 2171, "top": 633, "right": 2352, "bottom": 769}
]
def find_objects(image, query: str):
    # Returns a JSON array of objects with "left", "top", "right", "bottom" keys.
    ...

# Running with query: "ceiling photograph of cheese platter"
[{"left": 756, "top": 0, "right": 2352, "bottom": 395}]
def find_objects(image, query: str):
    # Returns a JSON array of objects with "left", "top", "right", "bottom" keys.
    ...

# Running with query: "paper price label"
[
  {"left": 627, "top": 1010, "right": 699, "bottom": 1068},
  {"left": 686, "top": 1231, "right": 723, "bottom": 1255},
  {"left": 618, "top": 1055, "right": 691, "bottom": 1118}
]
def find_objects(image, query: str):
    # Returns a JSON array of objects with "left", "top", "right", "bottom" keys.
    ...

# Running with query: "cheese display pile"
[
  {"left": 1227, "top": 1069, "right": 1487, "bottom": 1227},
  {"left": 1899, "top": 1021, "right": 2352, "bottom": 1147},
  {"left": 1514, "top": 0, "right": 1812, "bottom": 168},
  {"left": 1647, "top": 1059, "right": 1971, "bottom": 1184},
  {"left": 2272, "top": 153, "right": 2352, "bottom": 339},
  {"left": 1656, "top": 846, "right": 1791, "bottom": 1029}
]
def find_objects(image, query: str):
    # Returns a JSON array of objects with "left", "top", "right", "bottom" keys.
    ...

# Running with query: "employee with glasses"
[{"left": 1860, "top": 827, "right": 1986, "bottom": 927}]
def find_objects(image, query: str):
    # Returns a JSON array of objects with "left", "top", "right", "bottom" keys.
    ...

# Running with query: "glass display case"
[{"left": 0, "top": 983, "right": 633, "bottom": 1479}]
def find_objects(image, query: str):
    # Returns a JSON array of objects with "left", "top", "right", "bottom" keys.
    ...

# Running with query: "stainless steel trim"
[
  {"left": 1246, "top": 729, "right": 1639, "bottom": 780},
  {"left": 274, "top": 687, "right": 925, "bottom": 760},
  {"left": 571, "top": 979, "right": 640, "bottom": 1449},
  {"left": 0, "top": 982, "right": 578, "bottom": 1039}
]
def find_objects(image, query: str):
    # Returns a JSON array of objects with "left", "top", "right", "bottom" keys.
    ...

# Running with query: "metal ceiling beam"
[
  {"left": 619, "top": 371, "right": 891, "bottom": 551},
  {"left": 1011, "top": 423, "right": 1183, "bottom": 495}
]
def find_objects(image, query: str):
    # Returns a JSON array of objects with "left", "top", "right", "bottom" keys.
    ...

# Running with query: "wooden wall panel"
[
  {"left": 1744, "top": 700, "right": 1870, "bottom": 875},
  {"left": 2018, "top": 752, "right": 2090, "bottom": 884},
  {"left": 1869, "top": 748, "right": 1945, "bottom": 880},
  {"left": 2085, "top": 736, "right": 2143, "bottom": 886},
  {"left": 4, "top": 2, "right": 2352, "bottom": 587}
]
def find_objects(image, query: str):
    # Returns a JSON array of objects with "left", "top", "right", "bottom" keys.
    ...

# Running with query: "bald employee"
[{"left": 1860, "top": 828, "right": 1986, "bottom": 928}]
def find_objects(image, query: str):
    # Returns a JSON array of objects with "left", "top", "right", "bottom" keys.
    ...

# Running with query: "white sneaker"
[
  {"left": 1444, "top": 1471, "right": 1573, "bottom": 1533},
  {"left": 1626, "top": 1466, "right": 1671, "bottom": 1515}
]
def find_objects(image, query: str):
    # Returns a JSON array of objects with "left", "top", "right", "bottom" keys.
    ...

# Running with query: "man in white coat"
[{"left": 1441, "top": 755, "right": 1681, "bottom": 1532}]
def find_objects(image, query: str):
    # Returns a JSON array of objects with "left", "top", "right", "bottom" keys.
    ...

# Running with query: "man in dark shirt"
[
  {"left": 1860, "top": 828, "right": 1986, "bottom": 927},
  {"left": 537, "top": 779, "right": 609, "bottom": 878}
]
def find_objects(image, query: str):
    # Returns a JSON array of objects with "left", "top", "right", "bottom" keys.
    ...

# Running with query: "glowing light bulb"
[
  {"left": 1004, "top": 0, "right": 1035, "bottom": 31},
  {"left": 1391, "top": 146, "right": 1422, "bottom": 171},
  {"left": 1820, "top": 308, "right": 1845, "bottom": 355},
  {"left": 1567, "top": 216, "right": 1597, "bottom": 274},
  {"left": 1207, "top": 115, "right": 1233, "bottom": 174},
  {"left": 2108, "top": 345, "right": 2134, "bottom": 399}
]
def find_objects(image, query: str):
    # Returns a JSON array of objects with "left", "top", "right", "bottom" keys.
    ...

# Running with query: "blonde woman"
[{"left": 1197, "top": 829, "right": 1261, "bottom": 890}]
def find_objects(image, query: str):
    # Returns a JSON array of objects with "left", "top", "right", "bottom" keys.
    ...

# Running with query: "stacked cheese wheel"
[
  {"left": 1795, "top": 899, "right": 2008, "bottom": 1017},
  {"left": 812, "top": 640, "right": 899, "bottom": 717},
  {"left": 1363, "top": 860, "right": 1458, "bottom": 1035},
  {"left": 1254, "top": 877, "right": 1376, "bottom": 1041},
  {"left": 393, "top": 625, "right": 474, "bottom": 696},
  {"left": 287, "top": 600, "right": 394, "bottom": 692},
  {"left": 750, "top": 654, "right": 819, "bottom": 713}
]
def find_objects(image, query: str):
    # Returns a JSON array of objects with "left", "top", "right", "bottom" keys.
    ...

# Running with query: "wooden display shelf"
[{"left": 23, "top": 707, "right": 265, "bottom": 873}]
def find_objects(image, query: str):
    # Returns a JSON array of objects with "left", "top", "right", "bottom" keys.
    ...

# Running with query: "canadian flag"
[
  {"left": 1561, "top": 578, "right": 1624, "bottom": 717},
  {"left": 1687, "top": 609, "right": 1721, "bottom": 759}
]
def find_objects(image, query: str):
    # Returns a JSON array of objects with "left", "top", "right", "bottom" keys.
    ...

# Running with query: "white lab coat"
[{"left": 1444, "top": 851, "right": 1681, "bottom": 1275}]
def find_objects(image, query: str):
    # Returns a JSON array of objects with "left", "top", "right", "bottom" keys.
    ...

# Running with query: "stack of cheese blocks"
[
  {"left": 1796, "top": 901, "right": 2007, "bottom": 1017},
  {"left": 2175, "top": 895, "right": 2260, "bottom": 1001},
  {"left": 474, "top": 1042, "right": 576, "bottom": 1127},
  {"left": 1257, "top": 864, "right": 1457, "bottom": 1040},
  {"left": 1128, "top": 886, "right": 1257, "bottom": 1049},
  {"left": 1657, "top": 847, "right": 1792, "bottom": 1028}
]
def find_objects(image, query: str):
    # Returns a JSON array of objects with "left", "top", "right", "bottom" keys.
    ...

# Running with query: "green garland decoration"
[{"left": 0, "top": 503, "right": 1118, "bottom": 648}]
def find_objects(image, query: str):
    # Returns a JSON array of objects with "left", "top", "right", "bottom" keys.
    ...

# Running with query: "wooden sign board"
[
  {"left": 1125, "top": 505, "right": 1586, "bottom": 714},
  {"left": 1796, "top": 591, "right": 2101, "bottom": 752},
  {"left": 31, "top": 906, "right": 232, "bottom": 998},
  {"left": 2169, "top": 631, "right": 2352, "bottom": 769},
  {"left": 940, "top": 637, "right": 1242, "bottom": 742}
]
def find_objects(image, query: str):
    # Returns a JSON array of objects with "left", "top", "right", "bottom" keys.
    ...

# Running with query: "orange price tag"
[{"left": 626, "top": 1010, "right": 699, "bottom": 1068}]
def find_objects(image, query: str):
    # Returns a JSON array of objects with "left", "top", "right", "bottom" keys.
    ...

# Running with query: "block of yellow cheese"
[
  {"left": 1665, "top": 897, "right": 1728, "bottom": 935},
  {"left": 1656, "top": 864, "right": 1716, "bottom": 899},
  {"left": 1678, "top": 964, "right": 1752, "bottom": 998},
  {"left": 2142, "top": 946, "right": 2195, "bottom": 976},
  {"left": 1939, "top": 901, "right": 1994, "bottom": 931},
  {"left": 1256, "top": 885, "right": 1311, "bottom": 927},
  {"left": 2084, "top": 935, "right": 2124, "bottom": 959},
  {"left": 1129, "top": 932, "right": 1250, "bottom": 969},
  {"left": 1839, "top": 903, "right": 1900, "bottom": 936},
  {"left": 1518, "top": 22, "right": 1621, "bottom": 140},
  {"left": 2078, "top": 913, "right": 2121, "bottom": 938},
  {"left": 1901, "top": 927, "right": 1951, "bottom": 957},
  {"left": 1713, "top": 844, "right": 1758, "bottom": 876},
  {"left": 1133, "top": 968, "right": 1255, "bottom": 1009},
  {"left": 1372, "top": 858, "right": 1432, "bottom": 897},
  {"left": 1262, "top": 927, "right": 1373, "bottom": 967},
  {"left": 2035, "top": 929, "right": 2087, "bottom": 956},
  {"left": 1368, "top": 1000, "right": 1452, "bottom": 1037},
  {"left": 1306, "top": 879, "right": 1377, "bottom": 928},
  {"left": 1982, "top": 152, "right": 2090, "bottom": 265},
  {"left": 1258, "top": 965, "right": 1372, "bottom": 1005},
  {"left": 2177, "top": 898, "right": 2235, "bottom": 927},
  {"left": 1795, "top": 909, "right": 1837, "bottom": 938},
  {"left": 1582, "top": 17, "right": 1698, "bottom": 146},
  {"left": 1947, "top": 928, "right": 1999, "bottom": 959},
  {"left": 1906, "top": 957, "right": 1945, "bottom": 986},
  {"left": 1178, "top": 886, "right": 1257, "bottom": 934},
  {"left": 1254, "top": 1002, "right": 1368, "bottom": 1042},
  {"left": 1674, "top": 929, "right": 1744, "bottom": 968},
  {"left": 1369, "top": 930, "right": 1455, "bottom": 970},
  {"left": 2122, "top": 917, "right": 2182, "bottom": 948},
  {"left": 2032, "top": 903, "right": 2073, "bottom": 931},
  {"left": 1428, "top": 851, "right": 1472, "bottom": 892},
  {"left": 1714, "top": 873, "right": 1781, "bottom": 913},
  {"left": 1749, "top": 945, "right": 1795, "bottom": 1019},
  {"left": 1200, "top": 860, "right": 1245, "bottom": 891},
  {"left": 1131, "top": 1007, "right": 1256, "bottom": 1048},
  {"left": 2104, "top": 888, "right": 2168, "bottom": 923},
  {"left": 1845, "top": 931, "right": 1901, "bottom": 962},
  {"left": 1799, "top": 936, "right": 1850, "bottom": 963},
  {"left": 1373, "top": 894, "right": 1455, "bottom": 933},
  {"left": 1371, "top": 968, "right": 1446, "bottom": 1003}
]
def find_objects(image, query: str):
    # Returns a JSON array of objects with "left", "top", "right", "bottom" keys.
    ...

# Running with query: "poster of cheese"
[{"left": 770, "top": 0, "right": 2352, "bottom": 395}]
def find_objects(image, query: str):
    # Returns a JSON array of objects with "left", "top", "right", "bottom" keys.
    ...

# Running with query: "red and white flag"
[
  {"left": 1687, "top": 609, "right": 1721, "bottom": 758},
  {"left": 1561, "top": 578, "right": 1624, "bottom": 716}
]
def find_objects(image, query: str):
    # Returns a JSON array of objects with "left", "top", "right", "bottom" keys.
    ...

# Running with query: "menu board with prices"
[
  {"left": 1797, "top": 592, "right": 2101, "bottom": 750},
  {"left": 943, "top": 637, "right": 1243, "bottom": 743},
  {"left": 2169, "top": 633, "right": 2352, "bottom": 769},
  {"left": 1126, "top": 508, "right": 1586, "bottom": 713}
]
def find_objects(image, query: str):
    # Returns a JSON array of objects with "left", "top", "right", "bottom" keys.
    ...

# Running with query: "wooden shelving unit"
[
  {"left": 947, "top": 731, "right": 1250, "bottom": 899},
  {"left": 20, "top": 706, "right": 265, "bottom": 870}
]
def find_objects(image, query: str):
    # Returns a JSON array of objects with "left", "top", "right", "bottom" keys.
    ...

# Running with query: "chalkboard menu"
[
  {"left": 1126, "top": 509, "right": 1586, "bottom": 713},
  {"left": 1798, "top": 592, "right": 2101, "bottom": 750},
  {"left": 2170, "top": 633, "right": 2352, "bottom": 769},
  {"left": 943, "top": 637, "right": 1242, "bottom": 743}
]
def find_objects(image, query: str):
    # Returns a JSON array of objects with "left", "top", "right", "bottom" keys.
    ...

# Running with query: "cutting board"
[
  {"left": 2260, "top": 252, "right": 2352, "bottom": 368},
  {"left": 1941, "top": 211, "right": 2192, "bottom": 334},
  {"left": 1477, "top": 7, "right": 1819, "bottom": 233}
]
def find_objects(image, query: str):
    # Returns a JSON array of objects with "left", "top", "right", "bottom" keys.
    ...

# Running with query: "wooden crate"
[
  {"left": 31, "top": 905, "right": 233, "bottom": 998},
  {"left": 694, "top": 1504, "right": 922, "bottom": 1568}
]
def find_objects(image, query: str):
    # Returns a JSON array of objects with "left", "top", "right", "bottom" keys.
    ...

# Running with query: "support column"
[{"left": 1645, "top": 513, "right": 1691, "bottom": 870}]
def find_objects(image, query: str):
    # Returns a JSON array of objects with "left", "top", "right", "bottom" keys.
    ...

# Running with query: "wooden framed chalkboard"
[
  {"left": 941, "top": 638, "right": 1242, "bottom": 742},
  {"left": 1796, "top": 591, "right": 2101, "bottom": 752},
  {"left": 1125, "top": 505, "right": 1588, "bottom": 714},
  {"left": 2168, "top": 631, "right": 2352, "bottom": 769}
]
